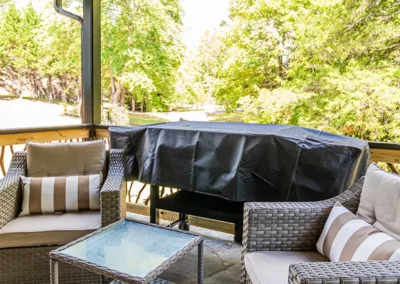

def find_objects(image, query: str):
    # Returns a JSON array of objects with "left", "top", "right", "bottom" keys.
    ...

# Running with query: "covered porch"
[{"left": 0, "top": 1, "right": 400, "bottom": 284}]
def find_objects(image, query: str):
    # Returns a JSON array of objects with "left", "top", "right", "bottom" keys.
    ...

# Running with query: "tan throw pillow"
[
  {"left": 20, "top": 174, "right": 101, "bottom": 216},
  {"left": 316, "top": 202, "right": 400, "bottom": 262},
  {"left": 27, "top": 140, "right": 106, "bottom": 177},
  {"left": 357, "top": 163, "right": 400, "bottom": 240}
]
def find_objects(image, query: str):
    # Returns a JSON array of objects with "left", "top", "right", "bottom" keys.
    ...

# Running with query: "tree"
[
  {"left": 0, "top": 1, "right": 81, "bottom": 101},
  {"left": 102, "top": 0, "right": 184, "bottom": 111},
  {"left": 232, "top": 0, "right": 400, "bottom": 142}
]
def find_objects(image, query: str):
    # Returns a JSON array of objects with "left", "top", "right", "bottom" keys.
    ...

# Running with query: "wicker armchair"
[
  {"left": 241, "top": 177, "right": 400, "bottom": 284},
  {"left": 0, "top": 149, "right": 127, "bottom": 284}
]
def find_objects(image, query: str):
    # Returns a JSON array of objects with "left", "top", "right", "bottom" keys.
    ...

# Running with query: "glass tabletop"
[{"left": 59, "top": 220, "right": 197, "bottom": 278}]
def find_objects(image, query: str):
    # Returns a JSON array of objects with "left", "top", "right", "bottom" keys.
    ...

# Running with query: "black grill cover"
[{"left": 110, "top": 122, "right": 369, "bottom": 202}]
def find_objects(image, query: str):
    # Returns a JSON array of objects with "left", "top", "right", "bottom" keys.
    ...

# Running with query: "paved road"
[
  {"left": 0, "top": 99, "right": 80, "bottom": 129},
  {"left": 0, "top": 99, "right": 80, "bottom": 178}
]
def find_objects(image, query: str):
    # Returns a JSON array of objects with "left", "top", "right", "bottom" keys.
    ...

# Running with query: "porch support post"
[{"left": 82, "top": 0, "right": 101, "bottom": 127}]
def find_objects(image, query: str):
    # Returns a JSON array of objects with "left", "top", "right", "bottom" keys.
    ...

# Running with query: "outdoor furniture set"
[
  {"left": 1, "top": 137, "right": 400, "bottom": 284},
  {"left": 0, "top": 141, "right": 204, "bottom": 284}
]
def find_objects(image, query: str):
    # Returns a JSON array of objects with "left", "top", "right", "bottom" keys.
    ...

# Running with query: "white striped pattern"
[
  {"left": 316, "top": 205, "right": 349, "bottom": 252},
  {"left": 65, "top": 176, "right": 79, "bottom": 212},
  {"left": 389, "top": 249, "right": 400, "bottom": 261},
  {"left": 41, "top": 177, "right": 55, "bottom": 214},
  {"left": 317, "top": 202, "right": 400, "bottom": 262},
  {"left": 89, "top": 174, "right": 101, "bottom": 210},
  {"left": 351, "top": 233, "right": 394, "bottom": 261},
  {"left": 20, "top": 174, "right": 101, "bottom": 216},
  {"left": 329, "top": 219, "right": 370, "bottom": 261}
]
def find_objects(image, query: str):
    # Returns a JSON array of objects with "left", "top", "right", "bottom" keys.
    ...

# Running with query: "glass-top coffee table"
[{"left": 49, "top": 218, "right": 204, "bottom": 284}]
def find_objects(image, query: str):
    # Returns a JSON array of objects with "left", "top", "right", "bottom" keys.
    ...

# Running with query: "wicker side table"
[{"left": 50, "top": 218, "right": 204, "bottom": 284}]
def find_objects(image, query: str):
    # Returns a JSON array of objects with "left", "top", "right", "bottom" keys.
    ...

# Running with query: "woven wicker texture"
[
  {"left": 0, "top": 246, "right": 101, "bottom": 284},
  {"left": 0, "top": 152, "right": 26, "bottom": 229},
  {"left": 289, "top": 261, "right": 400, "bottom": 284},
  {"left": 0, "top": 149, "right": 126, "bottom": 284},
  {"left": 101, "top": 149, "right": 127, "bottom": 227},
  {"left": 241, "top": 177, "right": 367, "bottom": 284}
]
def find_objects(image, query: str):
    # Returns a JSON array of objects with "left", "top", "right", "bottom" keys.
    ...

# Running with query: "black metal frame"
[
  {"left": 150, "top": 185, "right": 244, "bottom": 243},
  {"left": 54, "top": 0, "right": 101, "bottom": 128},
  {"left": 369, "top": 141, "right": 400, "bottom": 150},
  {"left": 82, "top": 0, "right": 101, "bottom": 125}
]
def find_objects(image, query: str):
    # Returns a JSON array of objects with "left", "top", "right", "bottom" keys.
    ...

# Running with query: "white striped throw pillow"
[
  {"left": 20, "top": 174, "right": 101, "bottom": 216},
  {"left": 316, "top": 202, "right": 400, "bottom": 262}
]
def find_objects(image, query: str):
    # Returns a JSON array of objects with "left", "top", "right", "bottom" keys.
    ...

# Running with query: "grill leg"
[
  {"left": 150, "top": 185, "right": 160, "bottom": 224},
  {"left": 198, "top": 241, "right": 204, "bottom": 284},
  {"left": 234, "top": 221, "right": 243, "bottom": 243}
]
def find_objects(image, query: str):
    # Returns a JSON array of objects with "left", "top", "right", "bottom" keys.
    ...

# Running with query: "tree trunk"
[
  {"left": 131, "top": 98, "right": 136, "bottom": 111},
  {"left": 58, "top": 74, "right": 65, "bottom": 102},
  {"left": 111, "top": 75, "right": 118, "bottom": 104},
  {"left": 113, "top": 80, "right": 121, "bottom": 105},
  {"left": 30, "top": 72, "right": 38, "bottom": 97},
  {"left": 37, "top": 77, "right": 47, "bottom": 99},
  {"left": 119, "top": 82, "right": 125, "bottom": 107},
  {"left": 48, "top": 75, "right": 53, "bottom": 101}
]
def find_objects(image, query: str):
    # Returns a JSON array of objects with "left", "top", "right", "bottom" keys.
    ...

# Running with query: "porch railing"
[{"left": 0, "top": 124, "right": 399, "bottom": 235}]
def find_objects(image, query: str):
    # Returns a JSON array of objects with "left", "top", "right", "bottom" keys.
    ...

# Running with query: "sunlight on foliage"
[{"left": 0, "top": 0, "right": 399, "bottom": 142}]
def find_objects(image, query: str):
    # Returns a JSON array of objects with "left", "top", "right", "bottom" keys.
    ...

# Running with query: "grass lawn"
[
  {"left": 207, "top": 112, "right": 244, "bottom": 123},
  {"left": 0, "top": 93, "right": 18, "bottom": 100},
  {"left": 129, "top": 112, "right": 169, "bottom": 125}
]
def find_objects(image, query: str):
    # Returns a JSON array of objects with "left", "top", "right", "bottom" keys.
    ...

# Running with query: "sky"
[
  {"left": 180, "top": 0, "right": 230, "bottom": 48},
  {"left": 15, "top": 0, "right": 44, "bottom": 10},
  {"left": 15, "top": 0, "right": 230, "bottom": 49}
]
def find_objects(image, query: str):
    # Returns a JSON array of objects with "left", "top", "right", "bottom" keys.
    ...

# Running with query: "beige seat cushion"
[
  {"left": 0, "top": 211, "right": 100, "bottom": 248},
  {"left": 27, "top": 140, "right": 106, "bottom": 177},
  {"left": 357, "top": 163, "right": 400, "bottom": 240},
  {"left": 244, "top": 251, "right": 328, "bottom": 284}
]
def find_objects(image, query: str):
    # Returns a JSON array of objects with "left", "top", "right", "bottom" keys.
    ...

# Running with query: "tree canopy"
[
  {"left": 0, "top": 0, "right": 398, "bottom": 141},
  {"left": 187, "top": 0, "right": 400, "bottom": 141}
]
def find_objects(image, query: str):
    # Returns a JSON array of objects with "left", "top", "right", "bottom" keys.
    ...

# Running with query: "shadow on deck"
[{"left": 128, "top": 213, "right": 241, "bottom": 284}]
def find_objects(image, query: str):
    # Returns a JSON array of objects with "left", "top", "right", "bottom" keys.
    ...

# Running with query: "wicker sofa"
[
  {"left": 0, "top": 148, "right": 126, "bottom": 284},
  {"left": 241, "top": 177, "right": 400, "bottom": 284}
]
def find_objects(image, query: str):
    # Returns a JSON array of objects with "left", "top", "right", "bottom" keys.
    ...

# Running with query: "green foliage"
[
  {"left": 102, "top": 104, "right": 130, "bottom": 125},
  {"left": 128, "top": 112, "right": 168, "bottom": 125},
  {"left": 62, "top": 103, "right": 80, "bottom": 118},
  {"left": 102, "top": 0, "right": 184, "bottom": 111},
  {"left": 0, "top": 0, "right": 184, "bottom": 110},
  {"left": 0, "top": 1, "right": 81, "bottom": 101},
  {"left": 0, "top": 0, "right": 399, "bottom": 143},
  {"left": 241, "top": 69, "right": 400, "bottom": 141},
  {"left": 186, "top": 0, "right": 400, "bottom": 142}
]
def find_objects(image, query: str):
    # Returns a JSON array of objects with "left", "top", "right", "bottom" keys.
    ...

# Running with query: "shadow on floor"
[{"left": 127, "top": 213, "right": 241, "bottom": 284}]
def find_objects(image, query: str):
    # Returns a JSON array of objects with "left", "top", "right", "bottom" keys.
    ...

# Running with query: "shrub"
[
  {"left": 241, "top": 69, "right": 400, "bottom": 142},
  {"left": 102, "top": 104, "right": 129, "bottom": 125}
]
